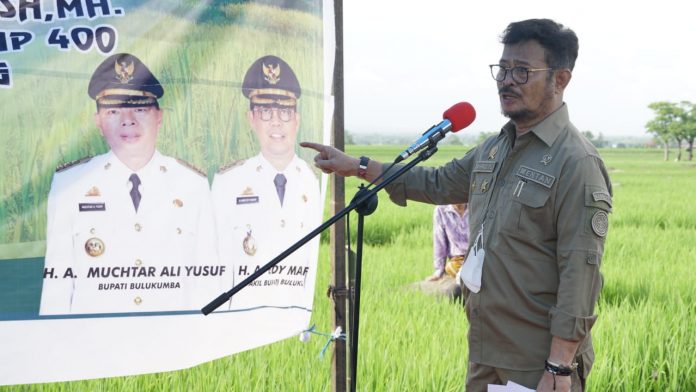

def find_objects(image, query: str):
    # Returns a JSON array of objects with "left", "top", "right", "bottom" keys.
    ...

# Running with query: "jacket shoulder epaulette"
[
  {"left": 217, "top": 160, "right": 246, "bottom": 174},
  {"left": 176, "top": 158, "right": 207, "bottom": 178},
  {"left": 56, "top": 156, "right": 92, "bottom": 173}
]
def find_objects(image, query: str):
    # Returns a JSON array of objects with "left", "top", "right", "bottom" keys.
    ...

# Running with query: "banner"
[{"left": 0, "top": 0, "right": 334, "bottom": 385}]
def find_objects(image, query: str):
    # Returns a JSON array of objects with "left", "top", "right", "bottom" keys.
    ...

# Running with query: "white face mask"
[{"left": 458, "top": 223, "right": 485, "bottom": 293}]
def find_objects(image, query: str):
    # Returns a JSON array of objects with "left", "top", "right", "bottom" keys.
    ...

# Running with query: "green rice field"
[{"left": 4, "top": 146, "right": 695, "bottom": 391}]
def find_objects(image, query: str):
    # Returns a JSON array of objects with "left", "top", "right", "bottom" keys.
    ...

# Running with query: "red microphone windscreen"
[{"left": 443, "top": 102, "right": 476, "bottom": 132}]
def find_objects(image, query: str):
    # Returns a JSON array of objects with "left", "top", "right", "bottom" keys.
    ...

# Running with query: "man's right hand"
[{"left": 300, "top": 142, "right": 363, "bottom": 178}]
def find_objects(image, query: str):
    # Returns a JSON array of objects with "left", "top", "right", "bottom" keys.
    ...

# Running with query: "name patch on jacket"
[
  {"left": 237, "top": 196, "right": 259, "bottom": 205},
  {"left": 79, "top": 203, "right": 106, "bottom": 212},
  {"left": 516, "top": 166, "right": 555, "bottom": 188},
  {"left": 592, "top": 191, "right": 612, "bottom": 207},
  {"left": 474, "top": 161, "right": 496, "bottom": 173}
]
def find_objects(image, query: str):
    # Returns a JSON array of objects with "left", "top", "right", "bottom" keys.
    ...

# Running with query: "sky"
[{"left": 342, "top": 0, "right": 696, "bottom": 138}]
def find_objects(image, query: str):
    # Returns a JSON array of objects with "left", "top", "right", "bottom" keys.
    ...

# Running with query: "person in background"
[{"left": 428, "top": 203, "right": 470, "bottom": 282}]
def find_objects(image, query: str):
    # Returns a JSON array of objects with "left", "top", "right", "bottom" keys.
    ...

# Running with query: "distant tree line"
[
  {"left": 346, "top": 127, "right": 645, "bottom": 149},
  {"left": 581, "top": 131, "right": 607, "bottom": 148},
  {"left": 646, "top": 101, "right": 696, "bottom": 161},
  {"left": 476, "top": 130, "right": 607, "bottom": 148}
]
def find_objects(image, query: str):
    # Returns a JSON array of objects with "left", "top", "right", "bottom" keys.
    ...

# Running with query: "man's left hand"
[{"left": 537, "top": 371, "right": 571, "bottom": 392}]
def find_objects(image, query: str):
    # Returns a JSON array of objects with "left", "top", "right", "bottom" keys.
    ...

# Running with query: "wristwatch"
[{"left": 358, "top": 156, "right": 369, "bottom": 179}]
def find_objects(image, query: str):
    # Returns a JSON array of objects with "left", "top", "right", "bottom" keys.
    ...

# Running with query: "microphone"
[{"left": 395, "top": 102, "right": 476, "bottom": 163}]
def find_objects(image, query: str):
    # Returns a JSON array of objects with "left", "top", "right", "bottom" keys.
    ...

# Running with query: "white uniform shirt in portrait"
[
  {"left": 211, "top": 153, "right": 321, "bottom": 310},
  {"left": 40, "top": 150, "right": 220, "bottom": 315}
]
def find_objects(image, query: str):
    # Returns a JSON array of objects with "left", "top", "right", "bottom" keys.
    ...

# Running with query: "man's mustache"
[{"left": 498, "top": 86, "right": 520, "bottom": 97}]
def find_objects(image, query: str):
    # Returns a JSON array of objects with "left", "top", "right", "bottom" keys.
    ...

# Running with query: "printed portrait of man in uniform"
[
  {"left": 39, "top": 53, "right": 219, "bottom": 315},
  {"left": 212, "top": 55, "right": 321, "bottom": 309}
]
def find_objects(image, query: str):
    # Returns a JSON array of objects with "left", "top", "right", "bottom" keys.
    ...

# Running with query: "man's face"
[
  {"left": 496, "top": 40, "right": 560, "bottom": 128},
  {"left": 95, "top": 106, "right": 162, "bottom": 160},
  {"left": 248, "top": 104, "right": 300, "bottom": 162}
]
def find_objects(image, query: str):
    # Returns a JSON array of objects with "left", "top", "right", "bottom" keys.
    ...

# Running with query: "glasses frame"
[
  {"left": 252, "top": 106, "right": 296, "bottom": 122},
  {"left": 489, "top": 64, "right": 555, "bottom": 84}
]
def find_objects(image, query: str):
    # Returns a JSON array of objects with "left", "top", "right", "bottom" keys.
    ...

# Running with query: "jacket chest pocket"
[{"left": 508, "top": 183, "right": 553, "bottom": 238}]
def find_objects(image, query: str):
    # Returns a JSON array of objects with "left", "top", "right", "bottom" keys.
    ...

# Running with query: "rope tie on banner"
[{"left": 299, "top": 324, "right": 347, "bottom": 359}]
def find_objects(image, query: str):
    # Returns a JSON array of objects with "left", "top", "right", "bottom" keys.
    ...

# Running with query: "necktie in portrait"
[
  {"left": 273, "top": 173, "right": 287, "bottom": 206},
  {"left": 129, "top": 173, "right": 142, "bottom": 212}
]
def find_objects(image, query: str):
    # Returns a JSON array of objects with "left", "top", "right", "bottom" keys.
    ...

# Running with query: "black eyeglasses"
[
  {"left": 489, "top": 64, "right": 554, "bottom": 84},
  {"left": 253, "top": 107, "right": 295, "bottom": 122}
]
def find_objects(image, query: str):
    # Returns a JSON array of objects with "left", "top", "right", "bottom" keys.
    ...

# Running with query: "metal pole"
[{"left": 349, "top": 212, "right": 364, "bottom": 392}]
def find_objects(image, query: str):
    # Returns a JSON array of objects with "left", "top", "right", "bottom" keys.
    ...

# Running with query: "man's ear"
[
  {"left": 555, "top": 68, "right": 572, "bottom": 93},
  {"left": 155, "top": 107, "right": 163, "bottom": 127}
]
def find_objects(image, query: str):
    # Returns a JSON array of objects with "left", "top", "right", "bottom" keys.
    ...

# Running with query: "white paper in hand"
[
  {"left": 487, "top": 381, "right": 535, "bottom": 392},
  {"left": 458, "top": 224, "right": 484, "bottom": 293}
]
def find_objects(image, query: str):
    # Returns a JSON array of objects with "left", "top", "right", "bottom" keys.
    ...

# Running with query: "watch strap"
[
  {"left": 544, "top": 360, "right": 578, "bottom": 376},
  {"left": 358, "top": 156, "right": 369, "bottom": 179}
]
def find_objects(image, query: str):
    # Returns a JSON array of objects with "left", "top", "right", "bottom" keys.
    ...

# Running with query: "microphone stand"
[
  {"left": 202, "top": 144, "right": 441, "bottom": 391},
  {"left": 348, "top": 182, "right": 377, "bottom": 392}
]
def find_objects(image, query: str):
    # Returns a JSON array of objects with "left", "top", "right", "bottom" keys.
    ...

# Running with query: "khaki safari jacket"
[{"left": 383, "top": 104, "right": 612, "bottom": 372}]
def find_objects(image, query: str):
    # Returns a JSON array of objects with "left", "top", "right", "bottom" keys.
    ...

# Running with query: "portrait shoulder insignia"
[
  {"left": 56, "top": 156, "right": 92, "bottom": 173},
  {"left": 175, "top": 158, "right": 207, "bottom": 178},
  {"left": 217, "top": 160, "right": 246, "bottom": 174}
]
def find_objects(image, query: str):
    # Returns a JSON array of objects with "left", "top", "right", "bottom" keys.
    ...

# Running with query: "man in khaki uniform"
[{"left": 302, "top": 19, "right": 611, "bottom": 391}]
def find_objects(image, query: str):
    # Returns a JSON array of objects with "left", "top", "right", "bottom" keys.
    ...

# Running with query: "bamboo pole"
[{"left": 330, "top": 1, "right": 347, "bottom": 391}]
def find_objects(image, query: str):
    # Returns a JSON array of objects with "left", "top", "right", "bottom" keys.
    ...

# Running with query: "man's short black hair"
[{"left": 501, "top": 19, "right": 579, "bottom": 71}]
